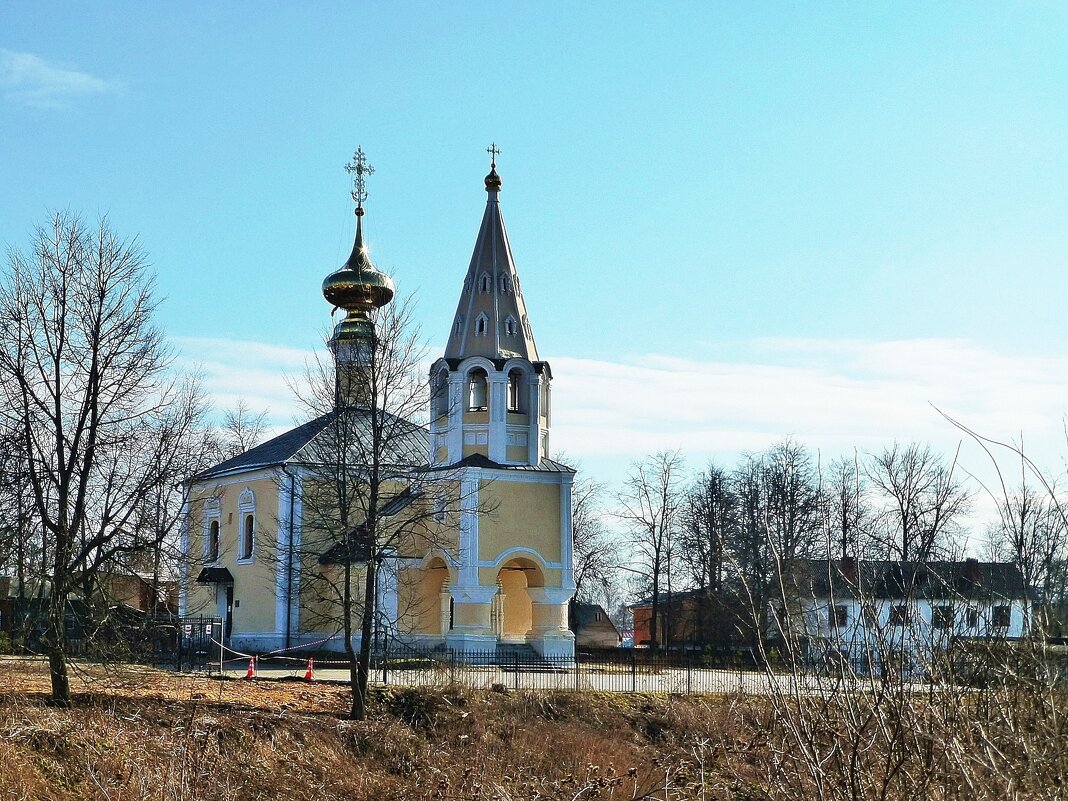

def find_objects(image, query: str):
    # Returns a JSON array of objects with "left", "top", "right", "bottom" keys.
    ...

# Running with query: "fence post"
[
  {"left": 514, "top": 650, "right": 519, "bottom": 690},
  {"left": 631, "top": 649, "right": 637, "bottom": 693},
  {"left": 687, "top": 651, "right": 692, "bottom": 695},
  {"left": 383, "top": 642, "right": 389, "bottom": 686},
  {"left": 575, "top": 650, "right": 580, "bottom": 691}
]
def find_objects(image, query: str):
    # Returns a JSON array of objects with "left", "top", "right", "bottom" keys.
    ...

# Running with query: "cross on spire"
[
  {"left": 344, "top": 147, "right": 375, "bottom": 211},
  {"left": 486, "top": 141, "right": 501, "bottom": 168}
]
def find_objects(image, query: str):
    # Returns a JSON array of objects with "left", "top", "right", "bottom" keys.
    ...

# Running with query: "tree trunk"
[
  {"left": 352, "top": 558, "right": 378, "bottom": 721},
  {"left": 45, "top": 588, "right": 71, "bottom": 706}
]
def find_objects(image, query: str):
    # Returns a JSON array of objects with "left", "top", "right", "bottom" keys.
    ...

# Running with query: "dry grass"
[{"left": 0, "top": 657, "right": 759, "bottom": 800}]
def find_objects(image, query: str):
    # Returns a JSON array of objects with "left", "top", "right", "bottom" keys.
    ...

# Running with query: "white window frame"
[{"left": 237, "top": 488, "right": 256, "bottom": 562}]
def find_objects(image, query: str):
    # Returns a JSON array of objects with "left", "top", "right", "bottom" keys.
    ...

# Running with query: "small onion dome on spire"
[
  {"left": 322, "top": 147, "right": 395, "bottom": 342},
  {"left": 484, "top": 140, "right": 502, "bottom": 191}
]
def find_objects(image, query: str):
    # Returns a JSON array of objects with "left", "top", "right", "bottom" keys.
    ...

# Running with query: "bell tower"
[{"left": 429, "top": 146, "right": 552, "bottom": 466}]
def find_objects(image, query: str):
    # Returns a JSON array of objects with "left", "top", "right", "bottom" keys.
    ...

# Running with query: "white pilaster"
[
  {"left": 178, "top": 497, "right": 190, "bottom": 616},
  {"left": 488, "top": 372, "right": 508, "bottom": 461},
  {"left": 447, "top": 374, "right": 465, "bottom": 462}
]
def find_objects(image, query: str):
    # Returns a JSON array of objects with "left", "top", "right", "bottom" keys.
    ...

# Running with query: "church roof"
[
  {"left": 426, "top": 452, "right": 575, "bottom": 473},
  {"left": 192, "top": 410, "right": 430, "bottom": 481},
  {"left": 443, "top": 161, "right": 540, "bottom": 362}
]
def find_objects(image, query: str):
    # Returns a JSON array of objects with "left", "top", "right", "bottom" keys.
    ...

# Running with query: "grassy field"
[
  {"left": 4, "top": 656, "right": 1064, "bottom": 800},
  {"left": 0, "top": 657, "right": 758, "bottom": 800}
]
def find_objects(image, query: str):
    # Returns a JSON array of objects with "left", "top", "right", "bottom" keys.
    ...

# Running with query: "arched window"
[
  {"left": 467, "top": 368, "right": 488, "bottom": 411},
  {"left": 432, "top": 369, "right": 449, "bottom": 419},
  {"left": 504, "top": 316, "right": 517, "bottom": 337},
  {"left": 238, "top": 488, "right": 255, "bottom": 561},
  {"left": 499, "top": 274, "right": 510, "bottom": 293},
  {"left": 203, "top": 499, "right": 221, "bottom": 563},
  {"left": 474, "top": 314, "right": 489, "bottom": 336},
  {"left": 208, "top": 520, "right": 220, "bottom": 563},
  {"left": 478, "top": 272, "right": 491, "bottom": 293},
  {"left": 507, "top": 369, "right": 524, "bottom": 413},
  {"left": 453, "top": 315, "right": 464, "bottom": 335}
]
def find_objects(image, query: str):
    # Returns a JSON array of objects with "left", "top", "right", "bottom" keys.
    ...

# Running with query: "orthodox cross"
[
  {"left": 345, "top": 147, "right": 375, "bottom": 209},
  {"left": 486, "top": 141, "right": 501, "bottom": 168}
]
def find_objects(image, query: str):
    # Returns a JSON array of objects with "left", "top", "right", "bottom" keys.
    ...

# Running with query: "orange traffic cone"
[
  {"left": 245, "top": 657, "right": 256, "bottom": 679},
  {"left": 304, "top": 658, "right": 314, "bottom": 681}
]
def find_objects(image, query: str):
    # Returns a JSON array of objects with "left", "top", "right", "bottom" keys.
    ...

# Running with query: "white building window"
[
  {"left": 507, "top": 369, "right": 525, "bottom": 413},
  {"left": 479, "top": 272, "right": 491, "bottom": 293},
  {"left": 504, "top": 316, "right": 517, "bottom": 337},
  {"left": 475, "top": 313, "right": 489, "bottom": 336}
]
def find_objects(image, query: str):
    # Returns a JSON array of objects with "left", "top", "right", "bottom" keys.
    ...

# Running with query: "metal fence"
[{"left": 358, "top": 646, "right": 818, "bottom": 695}]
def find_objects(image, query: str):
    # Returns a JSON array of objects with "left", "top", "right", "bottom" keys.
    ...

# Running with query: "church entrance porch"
[
  {"left": 493, "top": 557, "right": 542, "bottom": 642},
  {"left": 490, "top": 556, "right": 575, "bottom": 658}
]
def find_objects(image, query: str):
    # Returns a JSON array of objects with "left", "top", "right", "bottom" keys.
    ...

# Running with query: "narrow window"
[
  {"left": 499, "top": 274, "right": 510, "bottom": 293},
  {"left": 207, "top": 520, "right": 220, "bottom": 563},
  {"left": 479, "top": 273, "right": 491, "bottom": 293},
  {"left": 504, "top": 317, "right": 517, "bottom": 337},
  {"left": 992, "top": 605, "right": 1011, "bottom": 628},
  {"left": 888, "top": 605, "right": 908, "bottom": 627},
  {"left": 830, "top": 605, "right": 848, "bottom": 628},
  {"left": 453, "top": 315, "right": 463, "bottom": 335},
  {"left": 240, "top": 514, "right": 254, "bottom": 560},
  {"left": 434, "top": 496, "right": 447, "bottom": 523},
  {"left": 507, "top": 370, "right": 521, "bottom": 412},
  {"left": 475, "top": 314, "right": 488, "bottom": 336},
  {"left": 966, "top": 607, "right": 980, "bottom": 628}
]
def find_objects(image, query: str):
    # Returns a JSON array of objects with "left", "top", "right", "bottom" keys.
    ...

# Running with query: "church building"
[{"left": 179, "top": 149, "right": 577, "bottom": 659}]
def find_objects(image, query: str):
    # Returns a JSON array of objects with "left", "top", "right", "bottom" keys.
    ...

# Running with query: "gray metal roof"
[
  {"left": 426, "top": 452, "right": 575, "bottom": 473},
  {"left": 193, "top": 409, "right": 431, "bottom": 480}
]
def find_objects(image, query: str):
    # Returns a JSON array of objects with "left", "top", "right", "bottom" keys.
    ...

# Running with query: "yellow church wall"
[
  {"left": 505, "top": 445, "right": 527, "bottom": 463},
  {"left": 463, "top": 410, "right": 489, "bottom": 425},
  {"left": 463, "top": 443, "right": 489, "bottom": 459},
  {"left": 478, "top": 480, "right": 561, "bottom": 564},
  {"left": 452, "top": 601, "right": 490, "bottom": 628},
  {"left": 398, "top": 564, "right": 449, "bottom": 635},
  {"left": 499, "top": 568, "right": 532, "bottom": 636},
  {"left": 186, "top": 476, "right": 279, "bottom": 632}
]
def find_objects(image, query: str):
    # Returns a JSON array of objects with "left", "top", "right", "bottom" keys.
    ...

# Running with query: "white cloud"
[
  {"left": 175, "top": 334, "right": 1068, "bottom": 535},
  {"left": 0, "top": 49, "right": 114, "bottom": 108}
]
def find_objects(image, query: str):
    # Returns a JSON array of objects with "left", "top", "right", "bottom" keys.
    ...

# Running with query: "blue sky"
[{"left": 2, "top": 3, "right": 1067, "bottom": 531}]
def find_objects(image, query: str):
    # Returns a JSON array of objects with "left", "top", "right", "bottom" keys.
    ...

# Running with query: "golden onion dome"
[{"left": 322, "top": 212, "right": 395, "bottom": 319}]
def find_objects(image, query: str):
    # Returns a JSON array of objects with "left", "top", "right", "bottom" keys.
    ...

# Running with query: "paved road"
[{"left": 221, "top": 660, "right": 895, "bottom": 696}]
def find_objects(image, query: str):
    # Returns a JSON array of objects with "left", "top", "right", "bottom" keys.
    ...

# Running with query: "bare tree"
[
  {"left": 292, "top": 295, "right": 457, "bottom": 720},
  {"left": 823, "top": 452, "right": 871, "bottom": 560},
  {"left": 615, "top": 450, "right": 686, "bottom": 651},
  {"left": 217, "top": 398, "right": 268, "bottom": 460},
  {"left": 567, "top": 464, "right": 616, "bottom": 603},
  {"left": 866, "top": 442, "right": 970, "bottom": 561},
  {"left": 0, "top": 213, "right": 206, "bottom": 705},
  {"left": 677, "top": 462, "right": 737, "bottom": 646}
]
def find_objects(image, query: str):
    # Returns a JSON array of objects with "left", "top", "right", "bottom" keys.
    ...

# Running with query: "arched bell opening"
[
  {"left": 467, "top": 368, "right": 488, "bottom": 412},
  {"left": 494, "top": 557, "right": 545, "bottom": 642},
  {"left": 506, "top": 368, "right": 527, "bottom": 414}
]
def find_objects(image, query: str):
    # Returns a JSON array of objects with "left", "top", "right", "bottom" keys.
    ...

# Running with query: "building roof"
[
  {"left": 426, "top": 452, "right": 575, "bottom": 473},
  {"left": 573, "top": 602, "right": 620, "bottom": 635},
  {"left": 793, "top": 559, "right": 1032, "bottom": 603},
  {"left": 193, "top": 409, "right": 430, "bottom": 481},
  {"left": 443, "top": 163, "right": 540, "bottom": 362}
]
